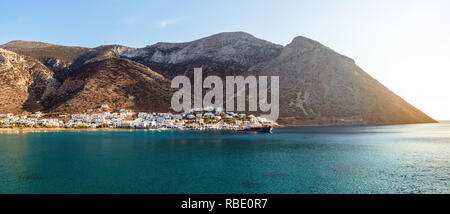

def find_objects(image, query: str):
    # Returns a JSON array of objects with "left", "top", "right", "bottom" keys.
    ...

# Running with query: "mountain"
[
  {"left": 1, "top": 40, "right": 90, "bottom": 72},
  {"left": 251, "top": 36, "right": 435, "bottom": 125},
  {"left": 0, "top": 44, "right": 172, "bottom": 114},
  {"left": 0, "top": 32, "right": 437, "bottom": 125},
  {"left": 126, "top": 32, "right": 283, "bottom": 78}
]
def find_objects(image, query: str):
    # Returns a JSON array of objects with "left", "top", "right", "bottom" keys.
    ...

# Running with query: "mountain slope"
[
  {"left": 250, "top": 36, "right": 436, "bottom": 125},
  {"left": 47, "top": 57, "right": 172, "bottom": 113},
  {"left": 1, "top": 40, "right": 90, "bottom": 72},
  {"left": 0, "top": 48, "right": 59, "bottom": 114}
]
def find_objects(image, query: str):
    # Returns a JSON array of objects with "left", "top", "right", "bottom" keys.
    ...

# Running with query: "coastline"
[
  {"left": 0, "top": 127, "right": 257, "bottom": 133},
  {"left": 0, "top": 127, "right": 140, "bottom": 133},
  {"left": 0, "top": 121, "right": 441, "bottom": 134}
]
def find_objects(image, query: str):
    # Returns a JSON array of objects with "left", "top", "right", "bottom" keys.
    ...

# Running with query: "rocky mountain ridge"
[{"left": 0, "top": 32, "right": 437, "bottom": 125}]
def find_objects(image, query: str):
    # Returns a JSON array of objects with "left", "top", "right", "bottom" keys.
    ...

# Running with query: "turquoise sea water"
[{"left": 0, "top": 122, "right": 449, "bottom": 194}]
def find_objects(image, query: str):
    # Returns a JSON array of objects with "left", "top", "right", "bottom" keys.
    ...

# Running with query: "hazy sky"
[{"left": 1, "top": 0, "right": 449, "bottom": 119}]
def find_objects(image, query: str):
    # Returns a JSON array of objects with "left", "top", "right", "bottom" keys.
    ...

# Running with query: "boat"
[{"left": 245, "top": 126, "right": 273, "bottom": 133}]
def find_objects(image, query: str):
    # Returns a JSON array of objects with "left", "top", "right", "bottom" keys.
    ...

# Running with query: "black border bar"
[{"left": 0, "top": 194, "right": 448, "bottom": 212}]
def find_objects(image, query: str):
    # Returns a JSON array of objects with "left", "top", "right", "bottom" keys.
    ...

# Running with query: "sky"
[{"left": 1, "top": 0, "right": 449, "bottom": 119}]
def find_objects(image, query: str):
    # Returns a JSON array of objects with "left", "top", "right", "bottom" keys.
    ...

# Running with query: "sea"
[{"left": 0, "top": 122, "right": 449, "bottom": 194}]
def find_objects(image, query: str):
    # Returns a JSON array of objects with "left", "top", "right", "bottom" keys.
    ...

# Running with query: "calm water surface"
[{"left": 0, "top": 122, "right": 449, "bottom": 193}]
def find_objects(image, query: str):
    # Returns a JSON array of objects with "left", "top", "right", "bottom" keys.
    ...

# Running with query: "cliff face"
[{"left": 0, "top": 33, "right": 437, "bottom": 125}]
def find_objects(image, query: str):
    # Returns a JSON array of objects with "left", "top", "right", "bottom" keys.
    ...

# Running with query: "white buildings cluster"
[
  {"left": 0, "top": 112, "right": 63, "bottom": 128},
  {"left": 0, "top": 106, "right": 274, "bottom": 130}
]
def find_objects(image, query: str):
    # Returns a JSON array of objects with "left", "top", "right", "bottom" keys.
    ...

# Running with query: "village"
[{"left": 0, "top": 105, "right": 275, "bottom": 131}]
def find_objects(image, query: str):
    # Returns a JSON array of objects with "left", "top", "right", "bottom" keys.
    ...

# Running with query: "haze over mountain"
[{"left": 0, "top": 32, "right": 436, "bottom": 125}]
